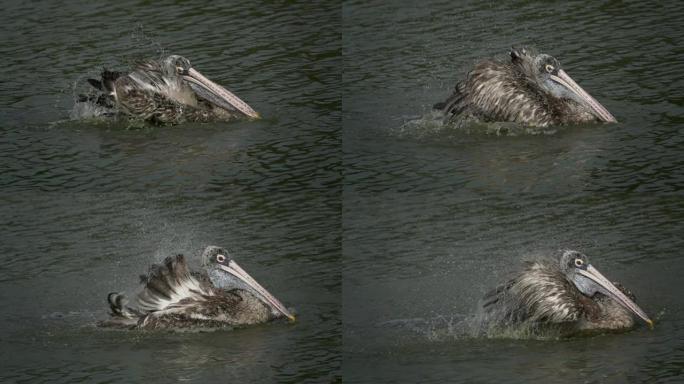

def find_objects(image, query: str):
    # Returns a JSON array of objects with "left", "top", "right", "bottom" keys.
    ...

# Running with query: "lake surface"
[
  {"left": 2, "top": 0, "right": 684, "bottom": 383},
  {"left": 342, "top": 1, "right": 684, "bottom": 383},
  {"left": 1, "top": 1, "right": 340, "bottom": 383}
]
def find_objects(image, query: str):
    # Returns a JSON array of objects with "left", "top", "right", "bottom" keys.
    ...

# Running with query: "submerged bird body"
[
  {"left": 480, "top": 250, "right": 651, "bottom": 337},
  {"left": 100, "top": 246, "right": 294, "bottom": 330},
  {"left": 83, "top": 55, "right": 259, "bottom": 124},
  {"left": 435, "top": 46, "right": 617, "bottom": 127}
]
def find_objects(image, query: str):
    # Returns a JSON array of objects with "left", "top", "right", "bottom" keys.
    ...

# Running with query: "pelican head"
[
  {"left": 559, "top": 250, "right": 652, "bottom": 328},
  {"left": 161, "top": 55, "right": 260, "bottom": 119},
  {"left": 201, "top": 246, "right": 295, "bottom": 321},
  {"left": 510, "top": 46, "right": 617, "bottom": 123}
]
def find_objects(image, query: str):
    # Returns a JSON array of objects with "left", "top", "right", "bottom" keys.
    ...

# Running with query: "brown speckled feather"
[
  {"left": 436, "top": 47, "right": 607, "bottom": 127},
  {"left": 84, "top": 55, "right": 253, "bottom": 124},
  {"left": 481, "top": 259, "right": 637, "bottom": 337},
  {"left": 101, "top": 255, "right": 275, "bottom": 330}
]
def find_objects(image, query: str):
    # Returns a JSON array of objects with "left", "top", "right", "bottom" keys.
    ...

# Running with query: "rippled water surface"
[
  {"left": 1, "top": 1, "right": 339, "bottom": 383},
  {"left": 343, "top": 1, "right": 683, "bottom": 383},
  {"left": 3, "top": 0, "right": 684, "bottom": 383}
]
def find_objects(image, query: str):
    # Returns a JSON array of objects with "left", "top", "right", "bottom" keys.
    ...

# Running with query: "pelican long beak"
[
  {"left": 182, "top": 68, "right": 260, "bottom": 119},
  {"left": 219, "top": 260, "right": 295, "bottom": 322},
  {"left": 578, "top": 264, "right": 653, "bottom": 328},
  {"left": 550, "top": 69, "right": 617, "bottom": 123}
]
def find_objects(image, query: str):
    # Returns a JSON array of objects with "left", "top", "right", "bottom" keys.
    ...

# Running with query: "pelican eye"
[
  {"left": 545, "top": 64, "right": 555, "bottom": 73},
  {"left": 574, "top": 258, "right": 584, "bottom": 267},
  {"left": 216, "top": 254, "right": 226, "bottom": 263}
]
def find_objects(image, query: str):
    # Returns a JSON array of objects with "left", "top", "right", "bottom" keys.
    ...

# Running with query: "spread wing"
[
  {"left": 103, "top": 254, "right": 273, "bottom": 329},
  {"left": 133, "top": 254, "right": 213, "bottom": 313},
  {"left": 102, "top": 254, "right": 215, "bottom": 328}
]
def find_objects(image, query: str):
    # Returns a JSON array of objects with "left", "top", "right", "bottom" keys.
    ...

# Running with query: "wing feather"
[
  {"left": 134, "top": 254, "right": 213, "bottom": 313},
  {"left": 482, "top": 261, "right": 581, "bottom": 325}
]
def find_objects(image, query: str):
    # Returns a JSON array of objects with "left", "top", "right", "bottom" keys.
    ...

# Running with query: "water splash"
[
  {"left": 129, "top": 24, "right": 167, "bottom": 63},
  {"left": 69, "top": 97, "right": 114, "bottom": 120},
  {"left": 378, "top": 314, "right": 475, "bottom": 341},
  {"left": 69, "top": 25, "right": 169, "bottom": 123},
  {"left": 393, "top": 109, "right": 561, "bottom": 140}
]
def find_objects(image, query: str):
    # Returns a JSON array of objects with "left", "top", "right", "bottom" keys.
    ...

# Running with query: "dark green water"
[
  {"left": 1, "top": 1, "right": 340, "bottom": 383},
  {"left": 343, "top": 1, "right": 683, "bottom": 383},
  {"left": 2, "top": 1, "right": 684, "bottom": 383}
]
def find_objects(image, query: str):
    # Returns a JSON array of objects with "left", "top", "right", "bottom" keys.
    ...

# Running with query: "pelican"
[
  {"left": 83, "top": 55, "right": 260, "bottom": 124},
  {"left": 434, "top": 46, "right": 617, "bottom": 127},
  {"left": 480, "top": 250, "right": 652, "bottom": 337},
  {"left": 99, "top": 246, "right": 295, "bottom": 329}
]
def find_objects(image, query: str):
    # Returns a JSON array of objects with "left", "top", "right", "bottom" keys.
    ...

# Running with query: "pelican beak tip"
[{"left": 646, "top": 319, "right": 654, "bottom": 330}]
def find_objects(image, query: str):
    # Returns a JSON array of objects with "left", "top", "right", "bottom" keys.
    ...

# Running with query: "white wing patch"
[{"left": 133, "top": 255, "right": 215, "bottom": 313}]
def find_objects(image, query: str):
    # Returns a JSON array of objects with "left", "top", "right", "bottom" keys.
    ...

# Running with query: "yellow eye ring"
[
  {"left": 575, "top": 258, "right": 583, "bottom": 267},
  {"left": 545, "top": 64, "right": 555, "bottom": 73}
]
